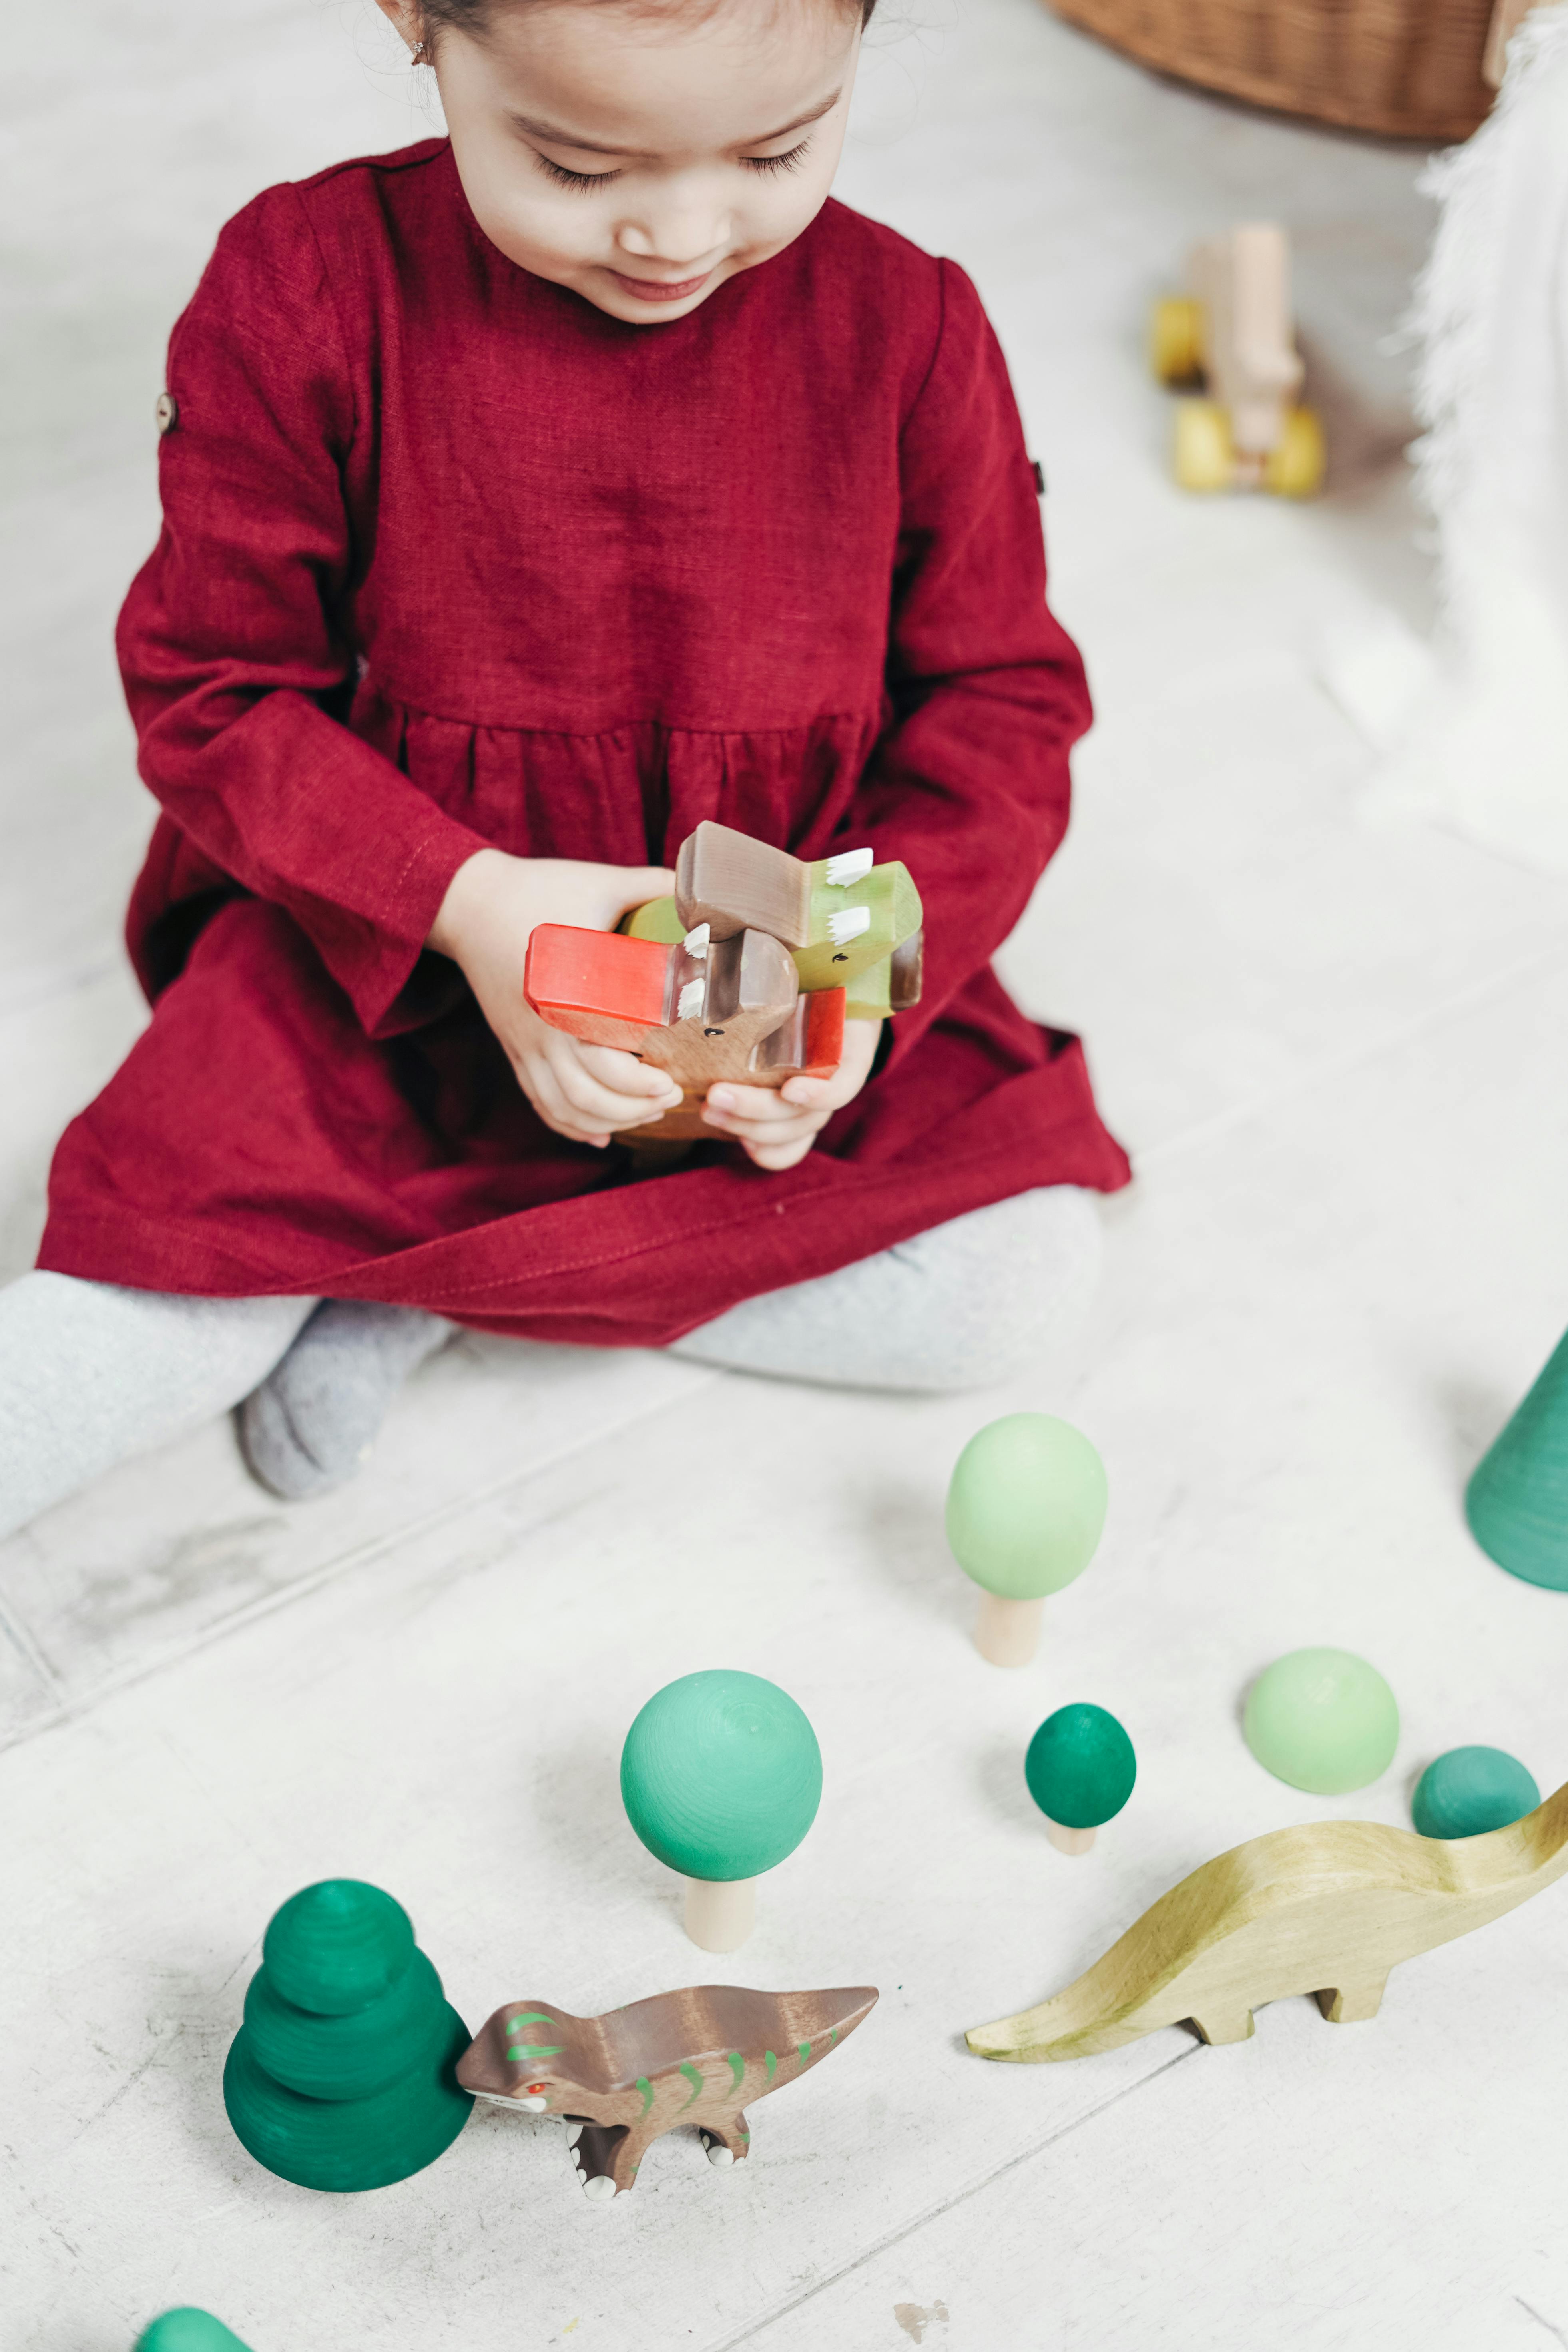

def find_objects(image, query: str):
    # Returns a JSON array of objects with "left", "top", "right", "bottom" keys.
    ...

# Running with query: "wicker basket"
[{"left": 1046, "top": 0, "right": 1496, "bottom": 140}]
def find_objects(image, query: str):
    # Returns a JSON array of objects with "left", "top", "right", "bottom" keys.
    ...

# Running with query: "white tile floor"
[{"left": 6, "top": 3, "right": 1568, "bottom": 2348}]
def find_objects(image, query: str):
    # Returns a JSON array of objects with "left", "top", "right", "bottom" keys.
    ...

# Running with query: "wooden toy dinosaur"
[
  {"left": 523, "top": 923, "right": 846, "bottom": 1140},
  {"left": 458, "top": 1982, "right": 877, "bottom": 2198},
  {"left": 967, "top": 1779, "right": 1568, "bottom": 2063}
]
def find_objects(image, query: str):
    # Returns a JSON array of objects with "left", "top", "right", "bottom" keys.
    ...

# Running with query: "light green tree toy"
[
  {"left": 622, "top": 1670, "right": 823, "bottom": 1952},
  {"left": 1243, "top": 1649, "right": 1399, "bottom": 1795},
  {"left": 946, "top": 1414, "right": 1109, "bottom": 1666}
]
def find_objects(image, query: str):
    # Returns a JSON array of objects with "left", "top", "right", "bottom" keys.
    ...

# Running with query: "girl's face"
[{"left": 383, "top": 0, "right": 862, "bottom": 324}]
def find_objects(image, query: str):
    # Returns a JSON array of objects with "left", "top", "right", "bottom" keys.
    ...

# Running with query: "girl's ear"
[{"left": 371, "top": 0, "right": 428, "bottom": 57}]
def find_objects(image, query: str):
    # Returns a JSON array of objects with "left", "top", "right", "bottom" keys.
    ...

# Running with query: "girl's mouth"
[{"left": 607, "top": 269, "right": 713, "bottom": 304}]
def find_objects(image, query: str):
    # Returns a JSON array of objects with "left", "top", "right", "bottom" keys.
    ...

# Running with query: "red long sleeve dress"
[{"left": 38, "top": 140, "right": 1130, "bottom": 1348}]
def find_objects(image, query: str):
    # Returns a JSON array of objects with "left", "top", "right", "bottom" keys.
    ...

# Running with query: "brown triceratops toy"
[{"left": 458, "top": 1981, "right": 878, "bottom": 2197}]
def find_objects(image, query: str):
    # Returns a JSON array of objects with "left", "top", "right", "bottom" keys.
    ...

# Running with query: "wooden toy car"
[{"left": 1151, "top": 223, "right": 1326, "bottom": 498}]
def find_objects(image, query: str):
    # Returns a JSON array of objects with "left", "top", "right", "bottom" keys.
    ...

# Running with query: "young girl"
[{"left": 0, "top": 0, "right": 1129, "bottom": 1537}]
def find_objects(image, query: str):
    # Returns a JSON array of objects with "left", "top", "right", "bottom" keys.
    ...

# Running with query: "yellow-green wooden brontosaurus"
[{"left": 968, "top": 1780, "right": 1568, "bottom": 2062}]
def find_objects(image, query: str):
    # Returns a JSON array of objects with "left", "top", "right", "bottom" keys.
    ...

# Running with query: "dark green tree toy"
[
  {"left": 1466, "top": 1325, "right": 1568, "bottom": 1591},
  {"left": 1024, "top": 1703, "right": 1137, "bottom": 1855},
  {"left": 223, "top": 1879, "right": 472, "bottom": 2191}
]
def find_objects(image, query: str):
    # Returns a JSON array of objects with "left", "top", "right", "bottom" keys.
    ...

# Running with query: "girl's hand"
[
  {"left": 700, "top": 1018, "right": 882, "bottom": 1171},
  {"left": 428, "top": 848, "right": 683, "bottom": 1148}
]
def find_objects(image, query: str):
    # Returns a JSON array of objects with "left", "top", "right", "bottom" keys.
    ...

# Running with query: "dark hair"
[{"left": 418, "top": 0, "right": 878, "bottom": 39}]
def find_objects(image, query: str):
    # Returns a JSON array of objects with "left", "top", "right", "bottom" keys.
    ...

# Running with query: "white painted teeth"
[
  {"left": 517, "top": 2094, "right": 548, "bottom": 2112},
  {"left": 827, "top": 905, "right": 872, "bottom": 946},
  {"left": 677, "top": 978, "right": 705, "bottom": 1019},
  {"left": 683, "top": 923, "right": 710, "bottom": 957},
  {"left": 707, "top": 2145, "right": 735, "bottom": 2167},
  {"left": 825, "top": 848, "right": 873, "bottom": 887},
  {"left": 583, "top": 2173, "right": 618, "bottom": 2202}
]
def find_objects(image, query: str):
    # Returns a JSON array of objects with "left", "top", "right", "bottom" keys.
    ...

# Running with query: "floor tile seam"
[
  {"left": 1136, "top": 935, "right": 1568, "bottom": 1176},
  {"left": 701, "top": 2043, "right": 1200, "bottom": 2352},
  {"left": 0, "top": 1363, "right": 723, "bottom": 1758},
  {"left": 0, "top": 1584, "right": 65, "bottom": 1719}
]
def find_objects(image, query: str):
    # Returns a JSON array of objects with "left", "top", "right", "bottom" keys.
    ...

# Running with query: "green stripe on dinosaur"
[
  {"left": 797, "top": 2042, "right": 812, "bottom": 2067},
  {"left": 764, "top": 2050, "right": 777, "bottom": 2081},
  {"left": 507, "top": 2044, "right": 564, "bottom": 2061},
  {"left": 636, "top": 2076, "right": 653, "bottom": 2117},
  {"left": 678, "top": 2063, "right": 705, "bottom": 2110},
  {"left": 828, "top": 2029, "right": 838, "bottom": 2046},
  {"left": 726, "top": 2052, "right": 745, "bottom": 2095},
  {"left": 508, "top": 2014, "right": 555, "bottom": 2030}
]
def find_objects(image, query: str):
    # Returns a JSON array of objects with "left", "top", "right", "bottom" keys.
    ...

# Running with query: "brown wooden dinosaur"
[{"left": 458, "top": 1983, "right": 877, "bottom": 2197}]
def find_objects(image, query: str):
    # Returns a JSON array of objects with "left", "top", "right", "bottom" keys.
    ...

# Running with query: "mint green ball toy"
[
  {"left": 1243, "top": 1648, "right": 1399, "bottom": 1795},
  {"left": 621, "top": 1670, "right": 823, "bottom": 1881},
  {"left": 1412, "top": 1746, "right": 1540, "bottom": 1839},
  {"left": 945, "top": 1414, "right": 1108, "bottom": 1601}
]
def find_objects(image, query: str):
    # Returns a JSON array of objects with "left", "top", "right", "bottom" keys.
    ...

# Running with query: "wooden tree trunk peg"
[
  {"left": 974, "top": 1591, "right": 1044, "bottom": 1667},
  {"left": 685, "top": 1878, "right": 757, "bottom": 1953}
]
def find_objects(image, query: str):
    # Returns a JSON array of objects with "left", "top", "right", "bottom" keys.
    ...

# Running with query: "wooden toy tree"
[
  {"left": 1413, "top": 1746, "right": 1540, "bottom": 1839},
  {"left": 459, "top": 1981, "right": 878, "bottom": 2198},
  {"left": 945, "top": 1414, "right": 1108, "bottom": 1667},
  {"left": 1465, "top": 1324, "right": 1568, "bottom": 1589},
  {"left": 223, "top": 1879, "right": 472, "bottom": 2191},
  {"left": 135, "top": 2316, "right": 254, "bottom": 2352},
  {"left": 1243, "top": 1648, "right": 1399, "bottom": 1795},
  {"left": 621, "top": 1670, "right": 823, "bottom": 1952},
  {"left": 1024, "top": 1704, "right": 1137, "bottom": 1855}
]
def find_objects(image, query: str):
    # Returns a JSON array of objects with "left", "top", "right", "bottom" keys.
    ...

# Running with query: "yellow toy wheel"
[
  {"left": 1173, "top": 399, "right": 1235, "bottom": 493},
  {"left": 1263, "top": 405, "right": 1327, "bottom": 498},
  {"left": 1150, "top": 295, "right": 1204, "bottom": 386}
]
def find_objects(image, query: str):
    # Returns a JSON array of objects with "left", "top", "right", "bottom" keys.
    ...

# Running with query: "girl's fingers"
[
  {"left": 707, "top": 1112, "right": 823, "bottom": 1150},
  {"left": 547, "top": 1042, "right": 680, "bottom": 1130},
  {"left": 705, "top": 1083, "right": 796, "bottom": 1125},
  {"left": 514, "top": 1054, "right": 612, "bottom": 1148},
  {"left": 574, "top": 1040, "right": 683, "bottom": 1101},
  {"left": 741, "top": 1132, "right": 817, "bottom": 1171}
]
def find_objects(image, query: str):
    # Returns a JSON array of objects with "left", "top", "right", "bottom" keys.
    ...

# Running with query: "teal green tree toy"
[
  {"left": 135, "top": 2316, "right": 254, "bottom": 2352},
  {"left": 1412, "top": 1746, "right": 1540, "bottom": 1839},
  {"left": 1466, "top": 1327, "right": 1568, "bottom": 1589},
  {"left": 1024, "top": 1704, "right": 1137, "bottom": 1855},
  {"left": 223, "top": 1880, "right": 472, "bottom": 2192},
  {"left": 622, "top": 1669, "right": 823, "bottom": 1955},
  {"left": 946, "top": 1413, "right": 1108, "bottom": 1668},
  {"left": 1243, "top": 1649, "right": 1399, "bottom": 1795}
]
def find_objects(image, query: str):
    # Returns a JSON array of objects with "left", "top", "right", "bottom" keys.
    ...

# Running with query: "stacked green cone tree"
[
  {"left": 1466, "top": 1327, "right": 1568, "bottom": 1591},
  {"left": 223, "top": 1879, "right": 472, "bottom": 2192}
]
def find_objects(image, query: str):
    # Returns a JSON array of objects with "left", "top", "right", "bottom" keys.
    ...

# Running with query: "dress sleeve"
[
  {"left": 115, "top": 185, "right": 488, "bottom": 1034},
  {"left": 849, "top": 258, "right": 1092, "bottom": 1066}
]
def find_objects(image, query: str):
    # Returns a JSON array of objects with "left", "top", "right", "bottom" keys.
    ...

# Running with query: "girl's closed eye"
[
  {"left": 534, "top": 152, "right": 621, "bottom": 192},
  {"left": 743, "top": 142, "right": 811, "bottom": 177}
]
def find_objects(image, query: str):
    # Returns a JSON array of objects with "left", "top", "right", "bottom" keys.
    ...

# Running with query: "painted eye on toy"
[{"left": 526, "top": 2081, "right": 550, "bottom": 2094}]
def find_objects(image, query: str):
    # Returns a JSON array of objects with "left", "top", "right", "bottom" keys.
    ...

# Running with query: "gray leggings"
[{"left": 0, "top": 1186, "right": 1098, "bottom": 1541}]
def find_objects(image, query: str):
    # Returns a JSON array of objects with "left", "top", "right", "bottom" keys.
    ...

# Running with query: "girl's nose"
[{"left": 616, "top": 206, "right": 731, "bottom": 269}]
